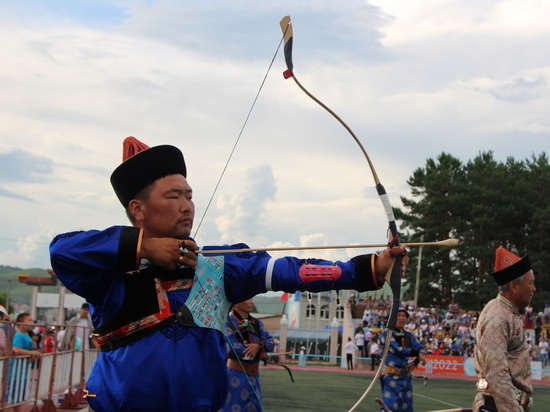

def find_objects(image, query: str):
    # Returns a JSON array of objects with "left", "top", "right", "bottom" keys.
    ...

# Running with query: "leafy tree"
[
  {"left": 454, "top": 153, "right": 531, "bottom": 306},
  {"left": 395, "top": 151, "right": 550, "bottom": 311},
  {"left": 394, "top": 153, "right": 466, "bottom": 306},
  {"left": 524, "top": 153, "right": 550, "bottom": 309}
]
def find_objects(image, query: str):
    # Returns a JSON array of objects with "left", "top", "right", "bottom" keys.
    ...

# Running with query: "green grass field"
[{"left": 260, "top": 368, "right": 550, "bottom": 411}]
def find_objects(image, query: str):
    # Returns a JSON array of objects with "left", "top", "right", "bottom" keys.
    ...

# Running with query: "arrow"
[{"left": 196, "top": 239, "right": 458, "bottom": 254}]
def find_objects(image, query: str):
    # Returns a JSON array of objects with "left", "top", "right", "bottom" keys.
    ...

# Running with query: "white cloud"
[{"left": 0, "top": 0, "right": 548, "bottom": 270}]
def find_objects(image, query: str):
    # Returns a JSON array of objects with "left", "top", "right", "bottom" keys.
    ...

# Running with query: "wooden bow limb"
[
  {"left": 197, "top": 239, "right": 459, "bottom": 255},
  {"left": 264, "top": 358, "right": 295, "bottom": 383},
  {"left": 277, "top": 15, "right": 428, "bottom": 411},
  {"left": 349, "top": 234, "right": 404, "bottom": 411},
  {"left": 279, "top": 15, "right": 403, "bottom": 411},
  {"left": 348, "top": 331, "right": 393, "bottom": 411}
]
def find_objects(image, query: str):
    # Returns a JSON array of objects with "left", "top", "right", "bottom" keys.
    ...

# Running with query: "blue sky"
[{"left": 0, "top": 0, "right": 548, "bottom": 270}]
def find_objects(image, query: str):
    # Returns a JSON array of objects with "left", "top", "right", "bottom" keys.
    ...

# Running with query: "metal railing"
[{"left": 0, "top": 321, "right": 98, "bottom": 411}]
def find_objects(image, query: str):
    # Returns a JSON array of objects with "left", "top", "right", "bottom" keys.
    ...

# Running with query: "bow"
[
  {"left": 264, "top": 357, "right": 295, "bottom": 383},
  {"left": 279, "top": 16, "right": 403, "bottom": 411}
]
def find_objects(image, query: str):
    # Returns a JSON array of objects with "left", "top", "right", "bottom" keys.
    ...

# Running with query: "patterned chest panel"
[{"left": 183, "top": 255, "right": 230, "bottom": 333}]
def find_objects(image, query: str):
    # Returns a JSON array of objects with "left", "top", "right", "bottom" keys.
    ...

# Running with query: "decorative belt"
[
  {"left": 384, "top": 366, "right": 410, "bottom": 377},
  {"left": 228, "top": 358, "right": 260, "bottom": 377}
]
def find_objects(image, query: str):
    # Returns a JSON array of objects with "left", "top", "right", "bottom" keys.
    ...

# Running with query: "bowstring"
[
  {"left": 191, "top": 30, "right": 288, "bottom": 412},
  {"left": 192, "top": 33, "right": 286, "bottom": 239}
]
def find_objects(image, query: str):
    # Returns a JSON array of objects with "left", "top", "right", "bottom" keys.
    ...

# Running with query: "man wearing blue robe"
[
  {"left": 222, "top": 298, "right": 274, "bottom": 412},
  {"left": 379, "top": 307, "right": 426, "bottom": 412},
  {"left": 50, "top": 137, "right": 408, "bottom": 412}
]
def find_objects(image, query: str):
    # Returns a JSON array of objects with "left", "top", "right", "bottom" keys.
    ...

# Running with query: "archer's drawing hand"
[{"left": 140, "top": 238, "right": 198, "bottom": 270}]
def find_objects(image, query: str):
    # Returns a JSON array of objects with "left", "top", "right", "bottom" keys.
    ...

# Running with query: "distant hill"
[
  {"left": 0, "top": 265, "right": 60, "bottom": 305},
  {"left": 0, "top": 265, "right": 23, "bottom": 275}
]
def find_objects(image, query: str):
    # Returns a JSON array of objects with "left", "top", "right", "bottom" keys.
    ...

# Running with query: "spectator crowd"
[
  {"left": 353, "top": 295, "right": 550, "bottom": 365},
  {"left": 2, "top": 297, "right": 550, "bottom": 369}
]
